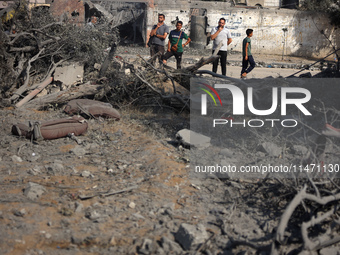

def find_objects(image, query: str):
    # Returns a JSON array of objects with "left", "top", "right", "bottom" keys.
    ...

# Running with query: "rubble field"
[{"left": 0, "top": 48, "right": 340, "bottom": 255}]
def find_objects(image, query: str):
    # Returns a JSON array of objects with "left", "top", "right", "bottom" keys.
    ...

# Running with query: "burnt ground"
[{"left": 0, "top": 49, "right": 340, "bottom": 255}]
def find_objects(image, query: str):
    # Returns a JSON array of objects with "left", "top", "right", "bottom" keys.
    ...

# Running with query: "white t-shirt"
[{"left": 211, "top": 26, "right": 232, "bottom": 51}]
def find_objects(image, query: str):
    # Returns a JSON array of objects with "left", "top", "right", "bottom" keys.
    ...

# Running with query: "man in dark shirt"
[
  {"left": 148, "top": 14, "right": 169, "bottom": 66},
  {"left": 161, "top": 21, "right": 191, "bottom": 69}
]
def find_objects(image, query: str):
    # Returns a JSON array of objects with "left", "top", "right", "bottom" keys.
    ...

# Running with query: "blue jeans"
[{"left": 241, "top": 55, "right": 255, "bottom": 74}]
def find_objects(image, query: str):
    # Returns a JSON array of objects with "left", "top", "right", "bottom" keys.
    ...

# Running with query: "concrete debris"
[
  {"left": 54, "top": 62, "right": 84, "bottom": 86},
  {"left": 24, "top": 182, "right": 47, "bottom": 200},
  {"left": 292, "top": 145, "right": 308, "bottom": 155},
  {"left": 175, "top": 223, "right": 209, "bottom": 250},
  {"left": 176, "top": 129, "right": 211, "bottom": 149},
  {"left": 13, "top": 208, "right": 26, "bottom": 217},
  {"left": 128, "top": 201, "right": 136, "bottom": 209},
  {"left": 12, "top": 155, "right": 23, "bottom": 162},
  {"left": 160, "top": 237, "right": 183, "bottom": 254},
  {"left": 257, "top": 142, "right": 281, "bottom": 157}
]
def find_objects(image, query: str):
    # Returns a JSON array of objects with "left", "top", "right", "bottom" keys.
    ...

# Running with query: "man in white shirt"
[{"left": 210, "top": 18, "right": 232, "bottom": 76}]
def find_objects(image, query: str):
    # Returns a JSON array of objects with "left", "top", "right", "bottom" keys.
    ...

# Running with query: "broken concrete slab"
[
  {"left": 174, "top": 223, "right": 209, "bottom": 251},
  {"left": 176, "top": 129, "right": 211, "bottom": 149},
  {"left": 24, "top": 182, "right": 47, "bottom": 201},
  {"left": 54, "top": 62, "right": 84, "bottom": 86}
]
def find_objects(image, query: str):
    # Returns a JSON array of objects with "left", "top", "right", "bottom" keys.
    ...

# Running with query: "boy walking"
[
  {"left": 241, "top": 29, "right": 255, "bottom": 79},
  {"left": 162, "top": 21, "right": 191, "bottom": 69}
]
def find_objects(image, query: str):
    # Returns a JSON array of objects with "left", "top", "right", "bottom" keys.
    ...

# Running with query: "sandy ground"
[{"left": 116, "top": 46, "right": 323, "bottom": 78}]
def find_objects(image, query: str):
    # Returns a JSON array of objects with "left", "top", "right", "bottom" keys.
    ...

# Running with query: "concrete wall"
[
  {"left": 147, "top": 0, "right": 339, "bottom": 59},
  {"left": 264, "top": 0, "right": 280, "bottom": 7}
]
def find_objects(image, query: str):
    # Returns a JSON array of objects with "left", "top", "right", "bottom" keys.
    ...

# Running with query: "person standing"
[
  {"left": 241, "top": 29, "right": 255, "bottom": 79},
  {"left": 161, "top": 21, "right": 191, "bottom": 69},
  {"left": 148, "top": 14, "right": 169, "bottom": 66},
  {"left": 210, "top": 18, "right": 232, "bottom": 76}
]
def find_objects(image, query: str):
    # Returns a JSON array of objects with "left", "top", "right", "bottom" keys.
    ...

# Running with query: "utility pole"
[{"left": 282, "top": 28, "right": 288, "bottom": 60}]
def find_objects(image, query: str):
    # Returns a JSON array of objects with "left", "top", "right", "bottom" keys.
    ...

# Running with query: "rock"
[
  {"left": 319, "top": 246, "right": 339, "bottom": 255},
  {"left": 292, "top": 145, "right": 308, "bottom": 155},
  {"left": 74, "top": 202, "right": 84, "bottom": 213},
  {"left": 54, "top": 62, "right": 84, "bottom": 86},
  {"left": 161, "top": 237, "right": 183, "bottom": 254},
  {"left": 70, "top": 146, "right": 87, "bottom": 157},
  {"left": 109, "top": 236, "right": 117, "bottom": 246},
  {"left": 175, "top": 223, "right": 209, "bottom": 250},
  {"left": 129, "top": 201, "right": 136, "bottom": 209},
  {"left": 24, "top": 182, "right": 46, "bottom": 200},
  {"left": 94, "top": 63, "right": 101, "bottom": 70},
  {"left": 45, "top": 162, "right": 64, "bottom": 175},
  {"left": 258, "top": 142, "right": 281, "bottom": 157},
  {"left": 132, "top": 213, "right": 145, "bottom": 220},
  {"left": 138, "top": 238, "right": 153, "bottom": 255},
  {"left": 219, "top": 148, "right": 234, "bottom": 157},
  {"left": 176, "top": 129, "right": 211, "bottom": 149},
  {"left": 27, "top": 167, "right": 42, "bottom": 175},
  {"left": 13, "top": 208, "right": 26, "bottom": 217},
  {"left": 12, "top": 155, "right": 23, "bottom": 162},
  {"left": 81, "top": 171, "right": 91, "bottom": 177}
]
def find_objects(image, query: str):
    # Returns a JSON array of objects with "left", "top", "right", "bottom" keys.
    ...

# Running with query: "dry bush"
[{"left": 0, "top": 1, "right": 119, "bottom": 99}]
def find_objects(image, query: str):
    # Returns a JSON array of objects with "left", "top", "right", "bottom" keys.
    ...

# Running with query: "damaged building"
[
  {"left": 47, "top": 0, "right": 340, "bottom": 59},
  {"left": 48, "top": 0, "right": 148, "bottom": 45},
  {"left": 1, "top": 0, "right": 339, "bottom": 59}
]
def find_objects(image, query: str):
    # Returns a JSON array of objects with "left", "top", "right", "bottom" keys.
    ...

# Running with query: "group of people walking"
[{"left": 147, "top": 14, "right": 256, "bottom": 78}]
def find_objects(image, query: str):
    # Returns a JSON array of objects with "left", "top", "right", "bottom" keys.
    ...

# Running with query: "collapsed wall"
[{"left": 147, "top": 0, "right": 339, "bottom": 59}]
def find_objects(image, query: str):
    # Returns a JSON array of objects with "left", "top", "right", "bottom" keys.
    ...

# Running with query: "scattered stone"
[
  {"left": 60, "top": 207, "right": 73, "bottom": 216},
  {"left": 175, "top": 223, "right": 209, "bottom": 250},
  {"left": 258, "top": 142, "right": 281, "bottom": 157},
  {"left": 129, "top": 201, "right": 136, "bottom": 209},
  {"left": 138, "top": 238, "right": 153, "bottom": 255},
  {"left": 292, "top": 145, "right": 308, "bottom": 155},
  {"left": 85, "top": 210, "right": 102, "bottom": 221},
  {"left": 13, "top": 208, "right": 26, "bottom": 217},
  {"left": 176, "top": 129, "right": 211, "bottom": 149},
  {"left": 219, "top": 148, "right": 234, "bottom": 157},
  {"left": 70, "top": 146, "right": 87, "bottom": 157},
  {"left": 319, "top": 246, "right": 339, "bottom": 255},
  {"left": 24, "top": 182, "right": 46, "bottom": 200},
  {"left": 132, "top": 213, "right": 145, "bottom": 220},
  {"left": 109, "top": 236, "right": 117, "bottom": 246},
  {"left": 161, "top": 237, "right": 183, "bottom": 254},
  {"left": 81, "top": 171, "right": 91, "bottom": 177},
  {"left": 27, "top": 166, "right": 42, "bottom": 175},
  {"left": 45, "top": 162, "right": 64, "bottom": 175},
  {"left": 54, "top": 62, "right": 84, "bottom": 86},
  {"left": 12, "top": 155, "right": 23, "bottom": 162},
  {"left": 74, "top": 202, "right": 84, "bottom": 213},
  {"left": 94, "top": 63, "right": 101, "bottom": 70}
]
